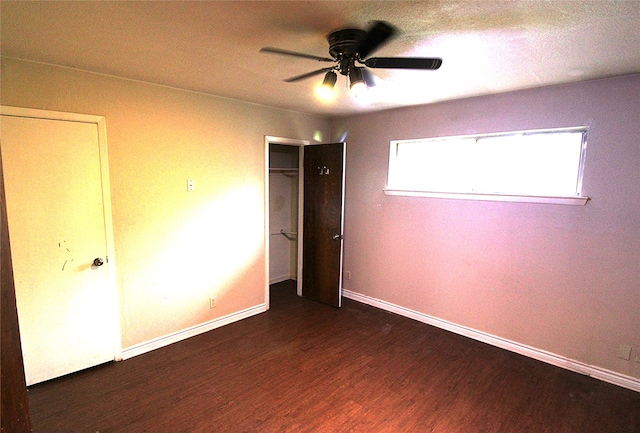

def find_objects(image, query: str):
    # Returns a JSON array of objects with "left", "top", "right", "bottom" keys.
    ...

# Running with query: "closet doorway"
[
  {"left": 266, "top": 137, "right": 346, "bottom": 308},
  {"left": 267, "top": 138, "right": 305, "bottom": 301}
]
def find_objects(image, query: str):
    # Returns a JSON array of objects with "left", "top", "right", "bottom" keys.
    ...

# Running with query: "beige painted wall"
[
  {"left": 1, "top": 57, "right": 329, "bottom": 349},
  {"left": 334, "top": 75, "right": 640, "bottom": 381},
  {"left": 269, "top": 173, "right": 298, "bottom": 283}
]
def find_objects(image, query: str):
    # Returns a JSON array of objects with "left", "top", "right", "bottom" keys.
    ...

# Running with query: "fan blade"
[
  {"left": 361, "top": 68, "right": 378, "bottom": 87},
  {"left": 284, "top": 67, "right": 336, "bottom": 83},
  {"left": 260, "top": 47, "right": 334, "bottom": 62},
  {"left": 355, "top": 21, "right": 396, "bottom": 60},
  {"left": 364, "top": 57, "right": 442, "bottom": 70}
]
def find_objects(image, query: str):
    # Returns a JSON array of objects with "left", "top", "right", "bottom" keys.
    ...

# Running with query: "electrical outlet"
[
  {"left": 187, "top": 179, "right": 195, "bottom": 192},
  {"left": 209, "top": 297, "right": 217, "bottom": 309},
  {"left": 617, "top": 344, "right": 632, "bottom": 361},
  {"left": 345, "top": 271, "right": 351, "bottom": 280}
]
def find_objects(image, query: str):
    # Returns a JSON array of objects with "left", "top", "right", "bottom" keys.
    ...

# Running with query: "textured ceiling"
[{"left": 2, "top": 1, "right": 640, "bottom": 116}]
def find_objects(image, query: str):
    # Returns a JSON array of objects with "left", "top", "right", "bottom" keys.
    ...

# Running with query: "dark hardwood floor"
[{"left": 28, "top": 280, "right": 640, "bottom": 432}]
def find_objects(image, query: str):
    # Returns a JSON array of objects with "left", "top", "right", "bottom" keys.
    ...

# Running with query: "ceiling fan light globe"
[
  {"left": 349, "top": 67, "right": 368, "bottom": 98},
  {"left": 350, "top": 81, "right": 368, "bottom": 98},
  {"left": 322, "top": 71, "right": 337, "bottom": 87},
  {"left": 316, "top": 85, "right": 336, "bottom": 101},
  {"left": 317, "top": 71, "right": 337, "bottom": 101}
]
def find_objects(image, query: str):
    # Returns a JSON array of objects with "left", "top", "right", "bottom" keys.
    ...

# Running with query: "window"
[{"left": 385, "top": 128, "right": 589, "bottom": 205}]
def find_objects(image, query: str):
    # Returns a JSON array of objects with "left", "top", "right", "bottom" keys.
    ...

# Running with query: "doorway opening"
[
  {"left": 266, "top": 137, "right": 306, "bottom": 306},
  {"left": 265, "top": 137, "right": 346, "bottom": 308}
]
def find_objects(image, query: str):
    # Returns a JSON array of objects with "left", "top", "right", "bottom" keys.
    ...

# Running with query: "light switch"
[{"left": 187, "top": 179, "right": 194, "bottom": 192}]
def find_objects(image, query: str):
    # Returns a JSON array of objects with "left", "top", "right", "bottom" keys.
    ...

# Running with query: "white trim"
[
  {"left": 121, "top": 303, "right": 267, "bottom": 360},
  {"left": 338, "top": 143, "right": 347, "bottom": 307},
  {"left": 297, "top": 146, "right": 305, "bottom": 297},
  {"left": 95, "top": 116, "right": 122, "bottom": 361},
  {"left": 383, "top": 189, "right": 590, "bottom": 205},
  {"left": 1, "top": 105, "right": 123, "bottom": 362},
  {"left": 264, "top": 137, "right": 271, "bottom": 309},
  {"left": 0, "top": 105, "right": 104, "bottom": 123},
  {"left": 343, "top": 289, "right": 640, "bottom": 393},
  {"left": 265, "top": 136, "right": 310, "bottom": 147}
]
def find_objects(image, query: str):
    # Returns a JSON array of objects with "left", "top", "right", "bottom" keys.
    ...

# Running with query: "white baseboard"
[
  {"left": 121, "top": 303, "right": 268, "bottom": 360},
  {"left": 343, "top": 289, "right": 640, "bottom": 393}
]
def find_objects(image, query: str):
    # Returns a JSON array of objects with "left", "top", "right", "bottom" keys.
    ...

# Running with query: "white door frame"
[
  {"left": 264, "top": 136, "right": 308, "bottom": 307},
  {"left": 0, "top": 105, "right": 122, "bottom": 362}
]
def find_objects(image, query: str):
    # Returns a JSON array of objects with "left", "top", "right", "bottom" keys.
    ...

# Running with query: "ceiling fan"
[{"left": 260, "top": 21, "right": 442, "bottom": 97}]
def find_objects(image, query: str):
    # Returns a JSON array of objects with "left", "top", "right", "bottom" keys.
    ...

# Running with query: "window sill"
[{"left": 383, "top": 189, "right": 590, "bottom": 206}]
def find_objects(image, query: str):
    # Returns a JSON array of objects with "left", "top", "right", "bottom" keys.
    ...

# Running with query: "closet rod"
[{"left": 270, "top": 229, "right": 298, "bottom": 240}]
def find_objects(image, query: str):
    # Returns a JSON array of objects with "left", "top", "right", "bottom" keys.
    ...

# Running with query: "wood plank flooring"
[{"left": 28, "top": 280, "right": 640, "bottom": 432}]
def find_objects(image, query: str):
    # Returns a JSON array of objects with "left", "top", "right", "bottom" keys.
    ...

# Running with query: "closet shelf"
[{"left": 269, "top": 168, "right": 299, "bottom": 176}]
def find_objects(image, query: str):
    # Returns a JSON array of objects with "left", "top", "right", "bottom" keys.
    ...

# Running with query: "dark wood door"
[{"left": 302, "top": 143, "right": 345, "bottom": 307}]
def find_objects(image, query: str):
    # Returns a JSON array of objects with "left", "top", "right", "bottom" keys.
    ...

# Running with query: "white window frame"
[{"left": 384, "top": 127, "right": 590, "bottom": 205}]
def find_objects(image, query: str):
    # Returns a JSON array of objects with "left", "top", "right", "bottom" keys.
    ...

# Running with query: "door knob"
[
  {"left": 332, "top": 234, "right": 343, "bottom": 240},
  {"left": 93, "top": 257, "right": 104, "bottom": 267}
]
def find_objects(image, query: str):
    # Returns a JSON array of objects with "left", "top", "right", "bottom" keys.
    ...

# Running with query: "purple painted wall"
[{"left": 333, "top": 75, "right": 640, "bottom": 381}]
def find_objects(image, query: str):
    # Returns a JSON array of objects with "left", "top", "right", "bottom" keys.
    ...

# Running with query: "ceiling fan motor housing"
[{"left": 328, "top": 29, "right": 366, "bottom": 75}]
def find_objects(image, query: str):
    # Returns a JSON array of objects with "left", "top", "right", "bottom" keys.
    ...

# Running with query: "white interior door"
[{"left": 1, "top": 108, "right": 119, "bottom": 385}]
